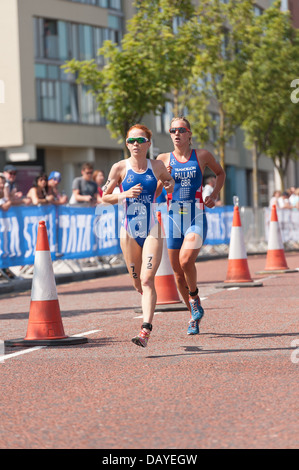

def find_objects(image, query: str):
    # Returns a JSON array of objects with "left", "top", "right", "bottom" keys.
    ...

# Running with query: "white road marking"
[{"left": 1, "top": 346, "right": 45, "bottom": 361}]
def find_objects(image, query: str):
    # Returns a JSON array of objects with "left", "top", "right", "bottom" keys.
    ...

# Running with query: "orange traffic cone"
[
  {"left": 5, "top": 221, "right": 88, "bottom": 347},
  {"left": 153, "top": 237, "right": 187, "bottom": 311},
  {"left": 134, "top": 212, "right": 188, "bottom": 312},
  {"left": 256, "top": 205, "right": 297, "bottom": 274},
  {"left": 219, "top": 205, "right": 262, "bottom": 288}
]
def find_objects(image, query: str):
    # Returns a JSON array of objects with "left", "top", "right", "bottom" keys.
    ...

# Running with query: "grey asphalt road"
[{"left": 1, "top": 252, "right": 298, "bottom": 450}]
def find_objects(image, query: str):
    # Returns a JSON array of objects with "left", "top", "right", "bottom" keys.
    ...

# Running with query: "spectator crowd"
[
  {"left": 269, "top": 187, "right": 299, "bottom": 210},
  {"left": 0, "top": 163, "right": 106, "bottom": 211}
]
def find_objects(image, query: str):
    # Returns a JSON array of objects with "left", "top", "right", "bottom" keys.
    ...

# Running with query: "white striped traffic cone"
[
  {"left": 221, "top": 205, "right": 262, "bottom": 287},
  {"left": 154, "top": 237, "right": 182, "bottom": 306},
  {"left": 256, "top": 205, "right": 297, "bottom": 274},
  {"left": 5, "top": 221, "right": 88, "bottom": 347}
]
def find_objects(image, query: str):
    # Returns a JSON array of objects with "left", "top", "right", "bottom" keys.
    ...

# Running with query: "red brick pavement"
[{"left": 0, "top": 253, "right": 298, "bottom": 449}]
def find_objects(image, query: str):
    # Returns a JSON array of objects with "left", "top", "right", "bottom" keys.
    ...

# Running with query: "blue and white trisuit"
[
  {"left": 165, "top": 149, "right": 208, "bottom": 250},
  {"left": 120, "top": 159, "right": 158, "bottom": 247}
]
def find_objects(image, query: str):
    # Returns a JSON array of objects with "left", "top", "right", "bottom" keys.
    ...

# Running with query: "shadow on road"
[{"left": 147, "top": 344, "right": 296, "bottom": 359}]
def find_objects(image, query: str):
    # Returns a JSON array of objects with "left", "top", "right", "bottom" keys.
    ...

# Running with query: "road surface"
[{"left": 1, "top": 253, "right": 298, "bottom": 450}]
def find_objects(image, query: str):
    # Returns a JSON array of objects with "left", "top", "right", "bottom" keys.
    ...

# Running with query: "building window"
[
  {"left": 172, "top": 16, "right": 184, "bottom": 34},
  {"left": 34, "top": 16, "right": 123, "bottom": 124},
  {"left": 258, "top": 170, "right": 269, "bottom": 207},
  {"left": 253, "top": 5, "right": 263, "bottom": 16},
  {"left": 34, "top": 18, "right": 122, "bottom": 61},
  {"left": 35, "top": 63, "right": 103, "bottom": 124},
  {"left": 67, "top": 0, "right": 122, "bottom": 10},
  {"left": 209, "top": 112, "right": 220, "bottom": 143},
  {"left": 280, "top": 0, "right": 288, "bottom": 13},
  {"left": 156, "top": 102, "right": 173, "bottom": 134}
]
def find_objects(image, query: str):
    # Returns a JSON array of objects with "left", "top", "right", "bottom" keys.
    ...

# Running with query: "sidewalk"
[
  {"left": 1, "top": 244, "right": 298, "bottom": 296},
  {"left": 0, "top": 256, "right": 128, "bottom": 296}
]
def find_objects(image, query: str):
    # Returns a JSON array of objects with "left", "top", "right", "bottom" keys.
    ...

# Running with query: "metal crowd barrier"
[{"left": 0, "top": 205, "right": 298, "bottom": 283}]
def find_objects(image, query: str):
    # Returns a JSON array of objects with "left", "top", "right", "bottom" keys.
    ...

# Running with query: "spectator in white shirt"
[{"left": 278, "top": 191, "right": 291, "bottom": 209}]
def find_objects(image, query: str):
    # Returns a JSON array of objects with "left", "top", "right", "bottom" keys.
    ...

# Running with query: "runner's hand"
[
  {"left": 163, "top": 179, "right": 174, "bottom": 193},
  {"left": 204, "top": 196, "right": 216, "bottom": 208},
  {"left": 126, "top": 183, "right": 143, "bottom": 198}
]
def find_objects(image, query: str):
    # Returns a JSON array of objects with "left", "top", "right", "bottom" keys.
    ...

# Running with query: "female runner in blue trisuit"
[
  {"left": 102, "top": 124, "right": 174, "bottom": 347},
  {"left": 157, "top": 117, "right": 225, "bottom": 335}
]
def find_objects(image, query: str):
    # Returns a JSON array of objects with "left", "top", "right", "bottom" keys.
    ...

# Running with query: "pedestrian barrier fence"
[{"left": 0, "top": 204, "right": 298, "bottom": 270}]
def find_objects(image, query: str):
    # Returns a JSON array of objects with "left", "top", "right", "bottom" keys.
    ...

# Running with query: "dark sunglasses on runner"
[
  {"left": 126, "top": 137, "right": 150, "bottom": 144},
  {"left": 169, "top": 127, "right": 190, "bottom": 134}
]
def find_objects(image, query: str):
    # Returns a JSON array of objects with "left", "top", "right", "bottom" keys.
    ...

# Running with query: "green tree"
[
  {"left": 237, "top": 1, "right": 299, "bottom": 199},
  {"left": 181, "top": 0, "right": 257, "bottom": 204},
  {"left": 63, "top": 0, "right": 195, "bottom": 156}
]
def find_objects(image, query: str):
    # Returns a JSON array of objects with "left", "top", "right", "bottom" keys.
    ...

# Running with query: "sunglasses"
[
  {"left": 8, "top": 171, "right": 17, "bottom": 176},
  {"left": 169, "top": 127, "right": 190, "bottom": 134},
  {"left": 126, "top": 137, "right": 149, "bottom": 144},
  {"left": 84, "top": 171, "right": 93, "bottom": 175}
]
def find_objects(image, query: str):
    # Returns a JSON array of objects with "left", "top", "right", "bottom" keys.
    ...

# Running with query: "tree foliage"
[
  {"left": 62, "top": 0, "right": 299, "bottom": 199},
  {"left": 236, "top": 0, "right": 299, "bottom": 191},
  {"left": 63, "top": 0, "right": 195, "bottom": 155},
  {"left": 180, "top": 0, "right": 258, "bottom": 203}
]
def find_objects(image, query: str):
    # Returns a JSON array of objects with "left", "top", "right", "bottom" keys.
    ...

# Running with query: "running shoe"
[
  {"left": 187, "top": 319, "right": 200, "bottom": 335},
  {"left": 132, "top": 328, "right": 150, "bottom": 348},
  {"left": 189, "top": 296, "right": 204, "bottom": 322},
  {"left": 187, "top": 296, "right": 204, "bottom": 335}
]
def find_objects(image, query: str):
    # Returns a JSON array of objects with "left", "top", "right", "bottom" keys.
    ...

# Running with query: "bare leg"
[
  {"left": 179, "top": 233, "right": 202, "bottom": 296},
  {"left": 168, "top": 248, "right": 190, "bottom": 311},
  {"left": 168, "top": 233, "right": 203, "bottom": 311},
  {"left": 120, "top": 227, "right": 142, "bottom": 294},
  {"left": 140, "top": 225, "right": 163, "bottom": 325},
  {"left": 179, "top": 232, "right": 204, "bottom": 335},
  {"left": 131, "top": 223, "right": 163, "bottom": 347}
]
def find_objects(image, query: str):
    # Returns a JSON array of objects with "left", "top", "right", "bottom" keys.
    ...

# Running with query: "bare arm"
[
  {"left": 0, "top": 200, "right": 12, "bottom": 211},
  {"left": 27, "top": 187, "right": 47, "bottom": 205},
  {"left": 51, "top": 194, "right": 68, "bottom": 206},
  {"left": 155, "top": 153, "right": 172, "bottom": 197},
  {"left": 3, "top": 183, "right": 10, "bottom": 201},
  {"left": 102, "top": 161, "right": 143, "bottom": 205},
  {"left": 152, "top": 159, "right": 174, "bottom": 195},
  {"left": 73, "top": 189, "right": 95, "bottom": 204}
]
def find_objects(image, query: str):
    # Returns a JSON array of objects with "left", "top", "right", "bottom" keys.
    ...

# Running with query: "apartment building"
[
  {"left": 0, "top": 0, "right": 297, "bottom": 205},
  {"left": 281, "top": 0, "right": 299, "bottom": 27}
]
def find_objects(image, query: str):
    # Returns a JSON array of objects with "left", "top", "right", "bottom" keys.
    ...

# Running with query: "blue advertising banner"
[
  {"left": 57, "top": 205, "right": 97, "bottom": 260},
  {"left": 57, "top": 205, "right": 122, "bottom": 259},
  {"left": 205, "top": 206, "right": 234, "bottom": 245},
  {"left": 0, "top": 205, "right": 56, "bottom": 268},
  {"left": 94, "top": 203, "right": 123, "bottom": 256},
  {"left": 0, "top": 204, "right": 235, "bottom": 269}
]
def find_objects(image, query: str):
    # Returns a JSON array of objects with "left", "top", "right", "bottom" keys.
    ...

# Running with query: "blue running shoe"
[
  {"left": 187, "top": 319, "right": 199, "bottom": 335},
  {"left": 189, "top": 296, "right": 204, "bottom": 322}
]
